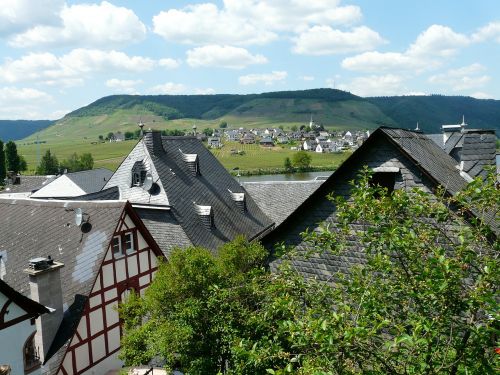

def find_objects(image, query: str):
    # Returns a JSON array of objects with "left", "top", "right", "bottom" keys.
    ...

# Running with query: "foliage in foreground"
[{"left": 119, "top": 171, "right": 499, "bottom": 374}]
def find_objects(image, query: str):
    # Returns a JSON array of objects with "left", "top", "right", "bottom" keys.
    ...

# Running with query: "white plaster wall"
[
  {"left": 81, "top": 351, "right": 123, "bottom": 375},
  {"left": 0, "top": 294, "right": 40, "bottom": 375},
  {"left": 31, "top": 175, "right": 86, "bottom": 198}
]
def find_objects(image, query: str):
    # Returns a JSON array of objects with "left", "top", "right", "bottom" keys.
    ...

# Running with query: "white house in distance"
[{"left": 0, "top": 278, "right": 50, "bottom": 375}]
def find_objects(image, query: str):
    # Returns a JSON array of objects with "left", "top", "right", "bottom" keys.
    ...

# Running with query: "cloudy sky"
[{"left": 1, "top": 0, "right": 499, "bottom": 119}]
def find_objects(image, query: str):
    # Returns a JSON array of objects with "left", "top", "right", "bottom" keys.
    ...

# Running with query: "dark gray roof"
[
  {"left": 242, "top": 180, "right": 323, "bottom": 227},
  {"left": 141, "top": 132, "right": 274, "bottom": 251},
  {"left": 1, "top": 175, "right": 56, "bottom": 194},
  {"left": 263, "top": 127, "right": 497, "bottom": 281},
  {"left": 64, "top": 168, "right": 113, "bottom": 193},
  {"left": 379, "top": 127, "right": 468, "bottom": 195},
  {"left": 427, "top": 129, "right": 497, "bottom": 179},
  {"left": 135, "top": 208, "right": 192, "bottom": 256},
  {"left": 0, "top": 198, "right": 126, "bottom": 374},
  {"left": 67, "top": 186, "right": 121, "bottom": 201}
]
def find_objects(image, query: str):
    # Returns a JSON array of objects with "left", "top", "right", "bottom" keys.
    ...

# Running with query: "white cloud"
[
  {"left": 428, "top": 64, "right": 491, "bottom": 91},
  {"left": 224, "top": 0, "right": 362, "bottom": 32},
  {"left": 299, "top": 75, "right": 315, "bottom": 81},
  {"left": 342, "top": 51, "right": 438, "bottom": 73},
  {"left": 292, "top": 26, "right": 386, "bottom": 55},
  {"left": 337, "top": 74, "right": 405, "bottom": 97},
  {"left": 186, "top": 45, "right": 267, "bottom": 69},
  {"left": 152, "top": 0, "right": 363, "bottom": 46},
  {"left": 106, "top": 79, "right": 143, "bottom": 94},
  {"left": 153, "top": 3, "right": 276, "bottom": 46},
  {"left": 194, "top": 87, "right": 216, "bottom": 95},
  {"left": 0, "top": 86, "right": 53, "bottom": 119},
  {"left": 158, "top": 58, "right": 181, "bottom": 69},
  {"left": 469, "top": 92, "right": 493, "bottom": 99},
  {"left": 9, "top": 1, "right": 146, "bottom": 48},
  {"left": 239, "top": 71, "right": 287, "bottom": 86},
  {"left": 0, "top": 49, "right": 155, "bottom": 86},
  {"left": 472, "top": 21, "right": 500, "bottom": 43},
  {"left": 407, "top": 25, "right": 469, "bottom": 57},
  {"left": 341, "top": 24, "right": 469, "bottom": 74},
  {"left": 0, "top": 0, "right": 63, "bottom": 37},
  {"left": 148, "top": 82, "right": 187, "bottom": 95}
]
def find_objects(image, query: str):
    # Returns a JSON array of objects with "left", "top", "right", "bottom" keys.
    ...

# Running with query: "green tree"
[
  {"left": 290, "top": 125, "right": 298, "bottom": 132},
  {"left": 119, "top": 237, "right": 268, "bottom": 374},
  {"left": 60, "top": 153, "right": 94, "bottom": 172},
  {"left": 124, "top": 131, "right": 135, "bottom": 140},
  {"left": 98, "top": 134, "right": 104, "bottom": 141},
  {"left": 36, "top": 149, "right": 59, "bottom": 175},
  {"left": 18, "top": 155, "right": 27, "bottom": 172},
  {"left": 119, "top": 171, "right": 499, "bottom": 375},
  {"left": 0, "top": 140, "right": 5, "bottom": 185},
  {"left": 202, "top": 128, "right": 213, "bottom": 136},
  {"left": 292, "top": 150, "right": 312, "bottom": 170},
  {"left": 5, "top": 141, "right": 21, "bottom": 173},
  {"left": 219, "top": 121, "right": 228, "bottom": 129},
  {"left": 283, "top": 156, "right": 293, "bottom": 172}
]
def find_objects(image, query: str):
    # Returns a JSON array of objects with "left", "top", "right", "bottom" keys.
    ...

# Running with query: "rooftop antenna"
[
  {"left": 138, "top": 116, "right": 145, "bottom": 137},
  {"left": 460, "top": 115, "right": 467, "bottom": 132},
  {"left": 74, "top": 208, "right": 83, "bottom": 226}
]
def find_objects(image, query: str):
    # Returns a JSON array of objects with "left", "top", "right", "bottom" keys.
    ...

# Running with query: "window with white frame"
[
  {"left": 112, "top": 236, "right": 121, "bottom": 257},
  {"left": 122, "top": 232, "right": 135, "bottom": 254}
]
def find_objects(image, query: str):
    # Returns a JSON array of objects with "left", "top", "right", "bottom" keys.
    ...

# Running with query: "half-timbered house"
[{"left": 0, "top": 199, "right": 163, "bottom": 375}]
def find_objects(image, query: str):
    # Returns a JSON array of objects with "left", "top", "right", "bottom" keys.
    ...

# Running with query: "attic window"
[
  {"left": 228, "top": 189, "right": 246, "bottom": 212},
  {"left": 131, "top": 161, "right": 147, "bottom": 187},
  {"left": 194, "top": 203, "right": 214, "bottom": 229},
  {"left": 369, "top": 172, "right": 397, "bottom": 196},
  {"left": 179, "top": 149, "right": 200, "bottom": 176}
]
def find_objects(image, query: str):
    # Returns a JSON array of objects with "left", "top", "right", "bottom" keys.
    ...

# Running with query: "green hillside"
[
  {"left": 0, "top": 120, "right": 53, "bottom": 141},
  {"left": 368, "top": 95, "right": 500, "bottom": 133},
  {"left": 14, "top": 89, "right": 500, "bottom": 173}
]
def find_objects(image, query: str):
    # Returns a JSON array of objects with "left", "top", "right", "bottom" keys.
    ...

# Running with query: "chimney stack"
[{"left": 24, "top": 257, "right": 64, "bottom": 363}]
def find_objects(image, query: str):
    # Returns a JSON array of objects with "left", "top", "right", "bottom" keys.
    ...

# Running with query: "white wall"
[{"left": 0, "top": 293, "right": 41, "bottom": 375}]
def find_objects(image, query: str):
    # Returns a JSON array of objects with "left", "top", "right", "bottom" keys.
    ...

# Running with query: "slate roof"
[
  {"left": 63, "top": 168, "right": 113, "bottom": 193},
  {"left": 104, "top": 132, "right": 274, "bottom": 252},
  {"left": 1, "top": 175, "right": 56, "bottom": 194},
  {"left": 262, "top": 127, "right": 497, "bottom": 280},
  {"left": 0, "top": 198, "right": 127, "bottom": 374},
  {"left": 379, "top": 128, "right": 468, "bottom": 195},
  {"left": 242, "top": 180, "right": 323, "bottom": 227},
  {"left": 134, "top": 208, "right": 192, "bottom": 257},
  {"left": 428, "top": 129, "right": 497, "bottom": 179},
  {"left": 67, "top": 186, "right": 121, "bottom": 201}
]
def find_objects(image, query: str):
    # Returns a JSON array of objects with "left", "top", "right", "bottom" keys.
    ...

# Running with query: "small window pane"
[
  {"left": 112, "top": 237, "right": 121, "bottom": 256},
  {"left": 123, "top": 232, "right": 134, "bottom": 253}
]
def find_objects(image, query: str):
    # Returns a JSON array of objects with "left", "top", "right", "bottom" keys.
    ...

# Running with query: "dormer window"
[
  {"left": 131, "top": 161, "right": 147, "bottom": 187},
  {"left": 228, "top": 189, "right": 246, "bottom": 212},
  {"left": 194, "top": 203, "right": 214, "bottom": 228},
  {"left": 179, "top": 149, "right": 200, "bottom": 176},
  {"left": 370, "top": 167, "right": 400, "bottom": 196}
]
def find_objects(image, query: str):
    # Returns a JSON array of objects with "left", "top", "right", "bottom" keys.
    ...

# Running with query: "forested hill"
[
  {"left": 5, "top": 90, "right": 500, "bottom": 142},
  {"left": 0, "top": 120, "right": 53, "bottom": 141},
  {"left": 368, "top": 95, "right": 500, "bottom": 132},
  {"left": 65, "top": 89, "right": 500, "bottom": 134}
]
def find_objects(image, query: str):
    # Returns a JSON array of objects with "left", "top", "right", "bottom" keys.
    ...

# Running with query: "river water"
[{"left": 238, "top": 170, "right": 334, "bottom": 182}]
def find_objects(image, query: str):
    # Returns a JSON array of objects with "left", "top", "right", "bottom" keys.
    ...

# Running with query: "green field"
[{"left": 17, "top": 137, "right": 349, "bottom": 174}]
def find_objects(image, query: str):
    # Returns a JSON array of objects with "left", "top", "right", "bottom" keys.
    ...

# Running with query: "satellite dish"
[
  {"left": 149, "top": 182, "right": 160, "bottom": 196},
  {"left": 81, "top": 222, "right": 92, "bottom": 233},
  {"left": 143, "top": 172, "right": 153, "bottom": 191},
  {"left": 75, "top": 208, "right": 83, "bottom": 226}
]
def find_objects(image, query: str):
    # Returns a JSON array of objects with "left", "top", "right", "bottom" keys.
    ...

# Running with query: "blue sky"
[{"left": 0, "top": 0, "right": 499, "bottom": 119}]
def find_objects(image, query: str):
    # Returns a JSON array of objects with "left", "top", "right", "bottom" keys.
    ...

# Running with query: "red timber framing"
[{"left": 57, "top": 203, "right": 164, "bottom": 375}]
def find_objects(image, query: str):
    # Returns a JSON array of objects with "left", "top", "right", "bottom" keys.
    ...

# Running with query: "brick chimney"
[{"left": 24, "top": 257, "right": 64, "bottom": 363}]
